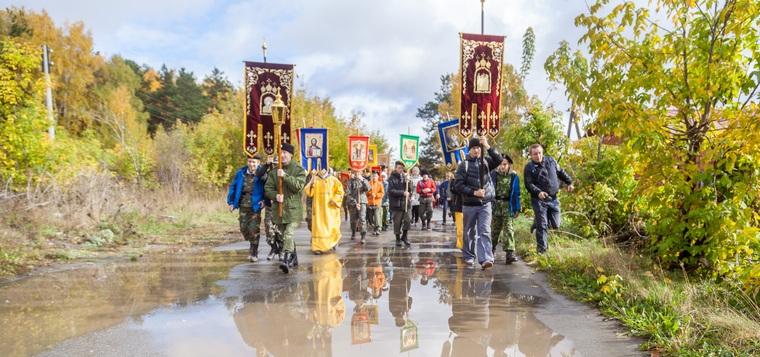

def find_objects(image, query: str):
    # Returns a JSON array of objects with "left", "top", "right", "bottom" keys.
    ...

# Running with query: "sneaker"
[
  {"left": 249, "top": 256, "right": 258, "bottom": 262},
  {"left": 481, "top": 261, "right": 493, "bottom": 270},
  {"left": 464, "top": 258, "right": 475, "bottom": 265},
  {"left": 505, "top": 251, "right": 517, "bottom": 264},
  {"left": 360, "top": 238, "right": 366, "bottom": 245}
]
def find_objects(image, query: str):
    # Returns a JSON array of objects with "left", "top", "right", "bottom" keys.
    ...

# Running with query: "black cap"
[
  {"left": 394, "top": 160, "right": 406, "bottom": 168},
  {"left": 502, "top": 153, "right": 513, "bottom": 164},
  {"left": 468, "top": 137, "right": 481, "bottom": 149},
  {"left": 281, "top": 143, "right": 295, "bottom": 155}
]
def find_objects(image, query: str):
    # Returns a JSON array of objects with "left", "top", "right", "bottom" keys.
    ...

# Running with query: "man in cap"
[
  {"left": 490, "top": 153, "right": 521, "bottom": 264},
  {"left": 264, "top": 142, "right": 306, "bottom": 274},
  {"left": 454, "top": 136, "right": 501, "bottom": 270},
  {"left": 227, "top": 153, "right": 270, "bottom": 262}
]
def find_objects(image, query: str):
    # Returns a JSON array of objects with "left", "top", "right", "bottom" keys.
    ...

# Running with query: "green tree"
[
  {"left": 416, "top": 75, "right": 452, "bottom": 178},
  {"left": 202, "top": 67, "right": 234, "bottom": 112},
  {"left": 0, "top": 39, "right": 49, "bottom": 187},
  {"left": 565, "top": 0, "right": 760, "bottom": 278},
  {"left": 520, "top": 27, "right": 536, "bottom": 79}
]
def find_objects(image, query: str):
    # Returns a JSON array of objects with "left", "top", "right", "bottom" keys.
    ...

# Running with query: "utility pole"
[
  {"left": 480, "top": 0, "right": 485, "bottom": 34},
  {"left": 42, "top": 44, "right": 55, "bottom": 141}
]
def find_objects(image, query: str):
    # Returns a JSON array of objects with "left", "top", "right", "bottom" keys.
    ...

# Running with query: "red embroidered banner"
[
  {"left": 243, "top": 61, "right": 294, "bottom": 156},
  {"left": 459, "top": 33, "right": 505, "bottom": 138},
  {"left": 348, "top": 135, "right": 370, "bottom": 171}
]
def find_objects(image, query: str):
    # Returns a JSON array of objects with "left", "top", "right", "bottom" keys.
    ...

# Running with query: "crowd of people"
[{"left": 227, "top": 136, "right": 574, "bottom": 274}]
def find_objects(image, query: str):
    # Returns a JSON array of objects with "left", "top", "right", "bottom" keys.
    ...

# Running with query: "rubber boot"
[
  {"left": 401, "top": 230, "right": 411, "bottom": 247},
  {"left": 505, "top": 250, "right": 517, "bottom": 264},
  {"left": 279, "top": 251, "right": 297, "bottom": 274},
  {"left": 360, "top": 232, "right": 366, "bottom": 245},
  {"left": 395, "top": 234, "right": 402, "bottom": 247},
  {"left": 266, "top": 240, "right": 277, "bottom": 261},
  {"left": 249, "top": 238, "right": 258, "bottom": 262},
  {"left": 351, "top": 231, "right": 356, "bottom": 241}
]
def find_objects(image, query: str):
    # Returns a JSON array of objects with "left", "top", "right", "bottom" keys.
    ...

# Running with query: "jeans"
[
  {"left": 531, "top": 196, "right": 561, "bottom": 253},
  {"left": 462, "top": 203, "right": 494, "bottom": 264}
]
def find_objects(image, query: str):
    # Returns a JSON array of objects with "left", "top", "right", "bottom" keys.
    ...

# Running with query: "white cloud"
[{"left": 5, "top": 0, "right": 598, "bottom": 151}]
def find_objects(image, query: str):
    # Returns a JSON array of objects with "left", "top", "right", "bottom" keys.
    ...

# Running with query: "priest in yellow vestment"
[{"left": 305, "top": 169, "right": 345, "bottom": 253}]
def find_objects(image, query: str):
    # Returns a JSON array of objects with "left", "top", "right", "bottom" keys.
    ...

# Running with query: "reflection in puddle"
[
  {"left": 226, "top": 248, "right": 577, "bottom": 356},
  {"left": 1, "top": 245, "right": 579, "bottom": 356}
]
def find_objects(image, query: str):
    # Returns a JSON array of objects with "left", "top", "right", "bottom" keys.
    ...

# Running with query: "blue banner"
[
  {"left": 298, "top": 128, "right": 328, "bottom": 172},
  {"left": 437, "top": 119, "right": 468, "bottom": 167}
]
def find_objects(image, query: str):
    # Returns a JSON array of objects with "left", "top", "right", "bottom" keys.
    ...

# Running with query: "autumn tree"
[{"left": 558, "top": 0, "right": 760, "bottom": 278}]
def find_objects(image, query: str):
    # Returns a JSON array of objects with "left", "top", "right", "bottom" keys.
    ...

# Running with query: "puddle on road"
[{"left": 1, "top": 245, "right": 577, "bottom": 356}]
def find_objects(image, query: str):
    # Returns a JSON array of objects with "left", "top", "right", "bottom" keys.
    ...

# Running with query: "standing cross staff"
[{"left": 271, "top": 91, "right": 287, "bottom": 218}]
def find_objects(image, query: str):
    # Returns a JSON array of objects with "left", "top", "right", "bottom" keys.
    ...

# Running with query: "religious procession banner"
[
  {"left": 459, "top": 33, "right": 505, "bottom": 138},
  {"left": 437, "top": 119, "right": 469, "bottom": 167},
  {"left": 298, "top": 128, "right": 328, "bottom": 172},
  {"left": 368, "top": 144, "right": 378, "bottom": 167},
  {"left": 399, "top": 134, "right": 419, "bottom": 167},
  {"left": 243, "top": 61, "right": 295, "bottom": 156},
  {"left": 348, "top": 135, "right": 370, "bottom": 171},
  {"left": 377, "top": 153, "right": 390, "bottom": 168}
]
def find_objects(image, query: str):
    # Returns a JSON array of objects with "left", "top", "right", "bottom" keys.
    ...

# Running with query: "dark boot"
[
  {"left": 266, "top": 240, "right": 277, "bottom": 261},
  {"left": 505, "top": 250, "right": 517, "bottom": 264},
  {"left": 401, "top": 230, "right": 411, "bottom": 247},
  {"left": 279, "top": 251, "right": 297, "bottom": 274},
  {"left": 395, "top": 234, "right": 402, "bottom": 247},
  {"left": 360, "top": 232, "right": 366, "bottom": 245},
  {"left": 249, "top": 239, "right": 258, "bottom": 262},
  {"left": 351, "top": 231, "right": 356, "bottom": 241}
]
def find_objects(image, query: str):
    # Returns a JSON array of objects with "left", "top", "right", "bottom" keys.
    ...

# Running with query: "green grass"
[{"left": 513, "top": 217, "right": 760, "bottom": 356}]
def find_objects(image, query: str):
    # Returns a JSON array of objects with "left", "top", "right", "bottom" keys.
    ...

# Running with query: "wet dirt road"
[{"left": 0, "top": 217, "right": 643, "bottom": 356}]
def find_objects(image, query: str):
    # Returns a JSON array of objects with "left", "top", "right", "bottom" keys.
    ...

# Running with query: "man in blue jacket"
[
  {"left": 524, "top": 144, "right": 574, "bottom": 254},
  {"left": 227, "top": 154, "right": 270, "bottom": 262},
  {"left": 454, "top": 136, "right": 501, "bottom": 270},
  {"left": 490, "top": 154, "right": 521, "bottom": 264}
]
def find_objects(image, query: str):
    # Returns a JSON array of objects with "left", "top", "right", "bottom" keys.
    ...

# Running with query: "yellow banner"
[{"left": 368, "top": 144, "right": 378, "bottom": 167}]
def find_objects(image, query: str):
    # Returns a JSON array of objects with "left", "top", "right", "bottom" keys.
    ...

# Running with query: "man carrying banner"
[
  {"left": 305, "top": 168, "right": 344, "bottom": 254},
  {"left": 227, "top": 154, "right": 270, "bottom": 262},
  {"left": 454, "top": 136, "right": 501, "bottom": 269},
  {"left": 366, "top": 171, "right": 384, "bottom": 236},
  {"left": 387, "top": 161, "right": 413, "bottom": 247},
  {"left": 346, "top": 170, "right": 370, "bottom": 244},
  {"left": 265, "top": 143, "right": 306, "bottom": 274},
  {"left": 416, "top": 170, "right": 436, "bottom": 230}
]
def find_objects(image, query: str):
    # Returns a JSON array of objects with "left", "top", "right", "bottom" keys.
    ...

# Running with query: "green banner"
[{"left": 399, "top": 134, "right": 419, "bottom": 167}]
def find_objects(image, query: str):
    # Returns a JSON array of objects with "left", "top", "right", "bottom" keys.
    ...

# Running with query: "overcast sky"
[{"left": 6, "top": 0, "right": 592, "bottom": 147}]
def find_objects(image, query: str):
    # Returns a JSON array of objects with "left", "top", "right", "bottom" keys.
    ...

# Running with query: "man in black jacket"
[
  {"left": 454, "top": 136, "right": 501, "bottom": 269},
  {"left": 387, "top": 161, "right": 413, "bottom": 247},
  {"left": 523, "top": 144, "right": 574, "bottom": 254}
]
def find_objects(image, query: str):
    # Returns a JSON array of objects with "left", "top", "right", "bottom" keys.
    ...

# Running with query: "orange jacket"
[{"left": 366, "top": 179, "right": 385, "bottom": 206}]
